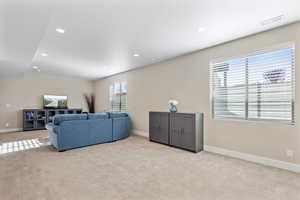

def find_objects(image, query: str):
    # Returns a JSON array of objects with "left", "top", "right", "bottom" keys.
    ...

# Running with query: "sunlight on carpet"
[{"left": 0, "top": 138, "right": 44, "bottom": 154}]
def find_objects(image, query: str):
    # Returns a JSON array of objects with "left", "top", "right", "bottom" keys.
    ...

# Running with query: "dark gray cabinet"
[
  {"left": 23, "top": 109, "right": 82, "bottom": 131},
  {"left": 170, "top": 113, "right": 203, "bottom": 152},
  {"left": 149, "top": 112, "right": 169, "bottom": 144},
  {"left": 149, "top": 112, "right": 203, "bottom": 152}
]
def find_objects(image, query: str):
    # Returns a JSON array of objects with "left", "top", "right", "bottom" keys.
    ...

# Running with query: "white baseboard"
[
  {"left": 204, "top": 145, "right": 300, "bottom": 173},
  {"left": 131, "top": 129, "right": 300, "bottom": 173},
  {"left": 0, "top": 128, "right": 22, "bottom": 134},
  {"left": 132, "top": 129, "right": 149, "bottom": 138}
]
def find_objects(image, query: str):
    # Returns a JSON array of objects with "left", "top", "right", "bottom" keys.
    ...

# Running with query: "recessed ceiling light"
[
  {"left": 41, "top": 53, "right": 48, "bottom": 57},
  {"left": 56, "top": 28, "right": 65, "bottom": 33},
  {"left": 32, "top": 66, "right": 38, "bottom": 69},
  {"left": 198, "top": 27, "right": 206, "bottom": 32},
  {"left": 37, "top": 69, "right": 41, "bottom": 72},
  {"left": 133, "top": 54, "right": 140, "bottom": 57}
]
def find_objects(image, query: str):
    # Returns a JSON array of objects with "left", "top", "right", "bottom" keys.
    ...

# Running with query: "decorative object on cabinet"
[{"left": 168, "top": 100, "right": 179, "bottom": 112}]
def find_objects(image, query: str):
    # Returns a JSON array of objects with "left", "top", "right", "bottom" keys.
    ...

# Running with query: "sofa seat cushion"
[
  {"left": 108, "top": 112, "right": 128, "bottom": 118},
  {"left": 54, "top": 114, "right": 88, "bottom": 125},
  {"left": 88, "top": 113, "right": 109, "bottom": 120}
]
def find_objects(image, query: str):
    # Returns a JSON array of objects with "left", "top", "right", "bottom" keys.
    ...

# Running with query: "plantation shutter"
[
  {"left": 110, "top": 82, "right": 128, "bottom": 112},
  {"left": 212, "top": 58, "right": 246, "bottom": 119},
  {"left": 211, "top": 45, "right": 295, "bottom": 124},
  {"left": 120, "top": 81, "right": 128, "bottom": 112},
  {"left": 247, "top": 47, "right": 294, "bottom": 122}
]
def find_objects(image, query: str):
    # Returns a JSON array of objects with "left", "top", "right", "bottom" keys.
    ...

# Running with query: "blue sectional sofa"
[{"left": 46, "top": 112, "right": 130, "bottom": 151}]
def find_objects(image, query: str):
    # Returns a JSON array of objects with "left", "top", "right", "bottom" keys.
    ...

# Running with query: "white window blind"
[
  {"left": 109, "top": 81, "right": 127, "bottom": 112},
  {"left": 211, "top": 45, "right": 295, "bottom": 124}
]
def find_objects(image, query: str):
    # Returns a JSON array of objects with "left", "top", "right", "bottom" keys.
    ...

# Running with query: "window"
[
  {"left": 211, "top": 45, "right": 295, "bottom": 124},
  {"left": 109, "top": 81, "right": 127, "bottom": 112}
]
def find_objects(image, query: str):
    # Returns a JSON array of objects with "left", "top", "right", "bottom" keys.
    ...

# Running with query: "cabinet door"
[
  {"left": 149, "top": 112, "right": 169, "bottom": 144},
  {"left": 180, "top": 115, "right": 195, "bottom": 151},
  {"left": 23, "top": 111, "right": 35, "bottom": 130},
  {"left": 159, "top": 113, "right": 169, "bottom": 144},
  {"left": 170, "top": 114, "right": 183, "bottom": 148},
  {"left": 33, "top": 111, "right": 38, "bottom": 129},
  {"left": 170, "top": 114, "right": 195, "bottom": 151},
  {"left": 36, "top": 110, "right": 46, "bottom": 129}
]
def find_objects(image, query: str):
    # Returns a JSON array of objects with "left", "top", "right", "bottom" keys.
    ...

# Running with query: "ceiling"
[{"left": 0, "top": 0, "right": 300, "bottom": 80}]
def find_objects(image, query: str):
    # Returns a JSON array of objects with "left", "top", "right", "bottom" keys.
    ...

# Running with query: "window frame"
[{"left": 210, "top": 42, "right": 295, "bottom": 125}]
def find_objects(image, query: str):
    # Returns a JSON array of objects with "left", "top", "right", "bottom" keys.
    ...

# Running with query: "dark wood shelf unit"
[{"left": 23, "top": 108, "right": 82, "bottom": 131}]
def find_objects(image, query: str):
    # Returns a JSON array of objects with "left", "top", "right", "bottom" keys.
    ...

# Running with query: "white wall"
[
  {"left": 94, "top": 22, "right": 300, "bottom": 165},
  {"left": 0, "top": 73, "right": 93, "bottom": 131}
]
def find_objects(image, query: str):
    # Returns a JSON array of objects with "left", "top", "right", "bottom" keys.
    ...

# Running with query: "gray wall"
[
  {"left": 94, "top": 22, "right": 300, "bottom": 164},
  {"left": 0, "top": 73, "right": 93, "bottom": 131}
]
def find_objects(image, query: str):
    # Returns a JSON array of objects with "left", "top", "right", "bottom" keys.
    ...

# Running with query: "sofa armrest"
[
  {"left": 46, "top": 123, "right": 61, "bottom": 150},
  {"left": 46, "top": 123, "right": 60, "bottom": 135},
  {"left": 112, "top": 117, "right": 130, "bottom": 141}
]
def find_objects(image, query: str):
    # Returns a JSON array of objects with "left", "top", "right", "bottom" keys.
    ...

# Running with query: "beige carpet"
[{"left": 0, "top": 130, "right": 299, "bottom": 200}]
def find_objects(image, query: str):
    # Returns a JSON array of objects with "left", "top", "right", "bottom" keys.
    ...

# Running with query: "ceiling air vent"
[{"left": 261, "top": 15, "right": 284, "bottom": 26}]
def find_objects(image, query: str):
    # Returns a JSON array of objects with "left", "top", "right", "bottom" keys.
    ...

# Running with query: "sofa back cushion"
[
  {"left": 54, "top": 114, "right": 88, "bottom": 125},
  {"left": 88, "top": 113, "right": 109, "bottom": 120},
  {"left": 108, "top": 112, "right": 128, "bottom": 118}
]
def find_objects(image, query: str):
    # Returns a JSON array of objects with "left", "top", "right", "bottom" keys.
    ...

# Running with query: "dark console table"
[
  {"left": 23, "top": 109, "right": 82, "bottom": 131},
  {"left": 149, "top": 112, "right": 203, "bottom": 152}
]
